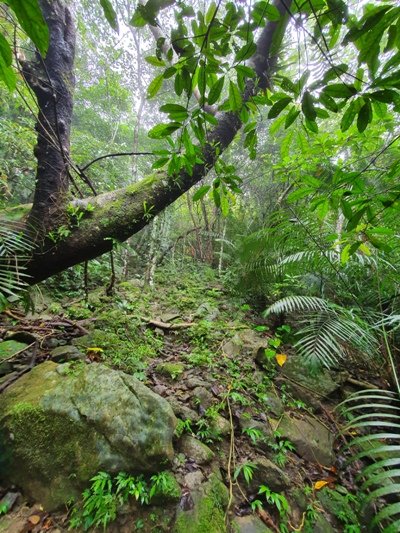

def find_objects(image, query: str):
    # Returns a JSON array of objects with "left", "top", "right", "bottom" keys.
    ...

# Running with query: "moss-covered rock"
[
  {"left": 173, "top": 474, "right": 229, "bottom": 533},
  {"left": 0, "top": 340, "right": 27, "bottom": 359},
  {"left": 156, "top": 362, "right": 185, "bottom": 379},
  {"left": 0, "top": 361, "right": 176, "bottom": 510},
  {"left": 178, "top": 435, "right": 215, "bottom": 465}
]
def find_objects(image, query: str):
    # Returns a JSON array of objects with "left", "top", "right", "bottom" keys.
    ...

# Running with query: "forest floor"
[{"left": 0, "top": 262, "right": 384, "bottom": 532}]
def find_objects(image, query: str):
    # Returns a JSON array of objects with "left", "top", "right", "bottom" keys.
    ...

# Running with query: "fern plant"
[
  {"left": 265, "top": 295, "right": 379, "bottom": 369},
  {"left": 0, "top": 221, "right": 33, "bottom": 311},
  {"left": 338, "top": 387, "right": 400, "bottom": 532}
]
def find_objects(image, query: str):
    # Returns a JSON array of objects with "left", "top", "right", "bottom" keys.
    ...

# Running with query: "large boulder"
[
  {"left": 278, "top": 356, "right": 346, "bottom": 408},
  {"left": 278, "top": 414, "right": 334, "bottom": 466},
  {"left": 0, "top": 361, "right": 176, "bottom": 510}
]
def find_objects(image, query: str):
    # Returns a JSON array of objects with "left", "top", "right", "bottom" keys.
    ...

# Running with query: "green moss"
[
  {"left": 151, "top": 472, "right": 182, "bottom": 504},
  {"left": 173, "top": 474, "right": 228, "bottom": 533},
  {"left": 0, "top": 400, "right": 100, "bottom": 509},
  {"left": 156, "top": 363, "right": 185, "bottom": 380},
  {"left": 0, "top": 340, "right": 27, "bottom": 359}
]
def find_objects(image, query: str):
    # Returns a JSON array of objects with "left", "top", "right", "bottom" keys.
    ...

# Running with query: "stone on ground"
[
  {"left": 278, "top": 414, "right": 334, "bottom": 466},
  {"left": 0, "top": 361, "right": 176, "bottom": 510},
  {"left": 173, "top": 474, "right": 229, "bottom": 533}
]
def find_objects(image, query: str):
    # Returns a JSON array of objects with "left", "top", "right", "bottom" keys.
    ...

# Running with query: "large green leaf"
[
  {"left": 229, "top": 81, "right": 242, "bottom": 112},
  {"left": 6, "top": 0, "right": 49, "bottom": 55},
  {"left": 99, "top": 0, "right": 118, "bottom": 31},
  {"left": 0, "top": 34, "right": 16, "bottom": 91}
]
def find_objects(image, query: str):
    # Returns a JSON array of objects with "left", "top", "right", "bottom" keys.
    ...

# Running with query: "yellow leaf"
[
  {"left": 275, "top": 353, "right": 287, "bottom": 367},
  {"left": 28, "top": 515, "right": 41, "bottom": 525},
  {"left": 86, "top": 347, "right": 104, "bottom": 353},
  {"left": 314, "top": 480, "right": 329, "bottom": 490}
]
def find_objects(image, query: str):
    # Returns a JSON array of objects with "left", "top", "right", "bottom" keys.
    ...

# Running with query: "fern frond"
[
  {"left": 264, "top": 295, "right": 329, "bottom": 315},
  {"left": 338, "top": 387, "right": 400, "bottom": 531},
  {"left": 0, "top": 221, "right": 33, "bottom": 309}
]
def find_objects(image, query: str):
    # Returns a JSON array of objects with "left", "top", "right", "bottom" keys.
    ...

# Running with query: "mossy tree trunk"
[{"left": 12, "top": 0, "right": 291, "bottom": 284}]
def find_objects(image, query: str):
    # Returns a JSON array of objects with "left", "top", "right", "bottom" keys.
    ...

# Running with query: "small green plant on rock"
[{"left": 69, "top": 470, "right": 179, "bottom": 531}]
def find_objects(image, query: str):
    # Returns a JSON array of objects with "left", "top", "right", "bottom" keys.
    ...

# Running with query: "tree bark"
[
  {"left": 11, "top": 0, "right": 291, "bottom": 284},
  {"left": 21, "top": 0, "right": 76, "bottom": 230}
]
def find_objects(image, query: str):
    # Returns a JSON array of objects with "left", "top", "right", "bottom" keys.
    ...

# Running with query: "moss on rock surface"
[
  {"left": 0, "top": 361, "right": 176, "bottom": 510},
  {"left": 173, "top": 474, "right": 229, "bottom": 533}
]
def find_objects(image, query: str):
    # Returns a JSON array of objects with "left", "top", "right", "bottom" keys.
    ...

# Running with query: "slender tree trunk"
[{"left": 22, "top": 0, "right": 76, "bottom": 230}]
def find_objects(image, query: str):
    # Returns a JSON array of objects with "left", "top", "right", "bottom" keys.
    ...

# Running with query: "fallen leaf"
[
  {"left": 275, "top": 353, "right": 287, "bottom": 367},
  {"left": 314, "top": 480, "right": 329, "bottom": 490},
  {"left": 86, "top": 347, "right": 104, "bottom": 353},
  {"left": 28, "top": 515, "right": 41, "bottom": 525}
]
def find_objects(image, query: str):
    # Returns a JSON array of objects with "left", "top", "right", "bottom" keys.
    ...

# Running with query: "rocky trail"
[{"left": 0, "top": 266, "right": 383, "bottom": 532}]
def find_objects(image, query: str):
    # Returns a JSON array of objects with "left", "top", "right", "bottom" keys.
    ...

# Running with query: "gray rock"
[
  {"left": 244, "top": 457, "right": 290, "bottom": 493},
  {"left": 173, "top": 474, "right": 229, "bottom": 533},
  {"left": 279, "top": 414, "right": 334, "bottom": 466},
  {"left": 192, "top": 386, "right": 214, "bottom": 409},
  {"left": 184, "top": 470, "right": 205, "bottom": 490},
  {"left": 167, "top": 397, "right": 200, "bottom": 422},
  {"left": 313, "top": 514, "right": 336, "bottom": 533},
  {"left": 232, "top": 515, "right": 274, "bottom": 533},
  {"left": 186, "top": 376, "right": 212, "bottom": 390},
  {"left": 209, "top": 415, "right": 231, "bottom": 436},
  {"left": 0, "top": 361, "right": 176, "bottom": 510},
  {"left": 178, "top": 435, "right": 214, "bottom": 464},
  {"left": 279, "top": 356, "right": 345, "bottom": 407},
  {"left": 50, "top": 345, "right": 85, "bottom": 363},
  {"left": 260, "top": 391, "right": 284, "bottom": 417}
]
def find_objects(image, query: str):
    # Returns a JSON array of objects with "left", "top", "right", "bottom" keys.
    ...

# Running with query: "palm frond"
[
  {"left": 264, "top": 295, "right": 330, "bottom": 315},
  {"left": 0, "top": 221, "right": 33, "bottom": 310},
  {"left": 266, "top": 296, "right": 379, "bottom": 368},
  {"left": 338, "top": 388, "right": 400, "bottom": 531}
]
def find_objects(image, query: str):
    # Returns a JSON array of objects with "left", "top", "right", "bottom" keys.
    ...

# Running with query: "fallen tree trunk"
[{"left": 7, "top": 0, "right": 291, "bottom": 284}]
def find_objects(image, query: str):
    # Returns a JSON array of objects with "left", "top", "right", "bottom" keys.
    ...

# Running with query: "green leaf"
[
  {"left": 369, "top": 89, "right": 398, "bottom": 103},
  {"left": 268, "top": 97, "right": 292, "bottom": 119},
  {"left": 340, "top": 102, "right": 357, "bottom": 132},
  {"left": 323, "top": 84, "right": 357, "bottom": 99},
  {"left": 160, "top": 104, "right": 187, "bottom": 113},
  {"left": 99, "top": 0, "right": 118, "bottom": 31},
  {"left": 208, "top": 77, "right": 224, "bottom": 105},
  {"left": 357, "top": 101, "right": 372, "bottom": 133},
  {"left": 301, "top": 91, "right": 317, "bottom": 121},
  {"left": 148, "top": 122, "right": 181, "bottom": 139},
  {"left": 319, "top": 92, "right": 339, "bottom": 113},
  {"left": 229, "top": 81, "right": 242, "bottom": 112},
  {"left": 145, "top": 56, "right": 165, "bottom": 67},
  {"left": 235, "top": 42, "right": 257, "bottom": 62},
  {"left": 346, "top": 207, "right": 367, "bottom": 231},
  {"left": 220, "top": 191, "right": 229, "bottom": 217},
  {"left": 193, "top": 185, "right": 211, "bottom": 202},
  {"left": 6, "top": 0, "right": 49, "bottom": 55},
  {"left": 285, "top": 106, "right": 300, "bottom": 129},
  {"left": 147, "top": 74, "right": 164, "bottom": 99},
  {"left": 0, "top": 34, "right": 16, "bottom": 91}
]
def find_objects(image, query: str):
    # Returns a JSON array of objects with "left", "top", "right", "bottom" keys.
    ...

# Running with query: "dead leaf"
[
  {"left": 275, "top": 353, "right": 287, "bottom": 367},
  {"left": 314, "top": 480, "right": 329, "bottom": 490},
  {"left": 28, "top": 515, "right": 41, "bottom": 525}
]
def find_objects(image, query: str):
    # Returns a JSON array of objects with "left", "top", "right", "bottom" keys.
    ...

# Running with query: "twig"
[
  {"left": 141, "top": 317, "right": 194, "bottom": 330},
  {"left": 80, "top": 151, "right": 154, "bottom": 172}
]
